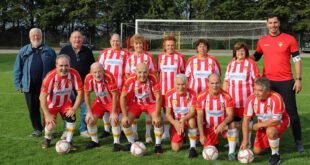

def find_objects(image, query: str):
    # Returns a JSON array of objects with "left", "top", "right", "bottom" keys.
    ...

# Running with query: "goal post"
[{"left": 133, "top": 19, "right": 267, "bottom": 50}]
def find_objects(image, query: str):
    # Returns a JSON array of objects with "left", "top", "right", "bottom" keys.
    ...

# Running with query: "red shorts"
[
  {"left": 171, "top": 121, "right": 188, "bottom": 143},
  {"left": 43, "top": 103, "right": 72, "bottom": 125},
  {"left": 234, "top": 107, "right": 244, "bottom": 118},
  {"left": 254, "top": 121, "right": 289, "bottom": 149},
  {"left": 92, "top": 100, "right": 120, "bottom": 118},
  {"left": 127, "top": 103, "right": 156, "bottom": 118},
  {"left": 203, "top": 127, "right": 228, "bottom": 147}
]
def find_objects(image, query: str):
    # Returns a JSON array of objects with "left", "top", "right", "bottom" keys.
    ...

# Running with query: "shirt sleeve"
[
  {"left": 73, "top": 71, "right": 83, "bottom": 90},
  {"left": 190, "top": 92, "right": 197, "bottom": 108},
  {"left": 244, "top": 97, "right": 255, "bottom": 117},
  {"left": 41, "top": 76, "right": 52, "bottom": 94},
  {"left": 84, "top": 74, "right": 93, "bottom": 92}
]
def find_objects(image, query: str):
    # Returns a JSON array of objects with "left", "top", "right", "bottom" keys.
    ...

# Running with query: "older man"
[
  {"left": 240, "top": 77, "right": 290, "bottom": 165},
  {"left": 120, "top": 63, "right": 163, "bottom": 154},
  {"left": 40, "top": 55, "right": 84, "bottom": 150},
  {"left": 98, "top": 34, "right": 130, "bottom": 138},
  {"left": 59, "top": 30, "right": 95, "bottom": 138},
  {"left": 197, "top": 74, "right": 237, "bottom": 161},
  {"left": 165, "top": 74, "right": 198, "bottom": 158},
  {"left": 13, "top": 28, "right": 56, "bottom": 137},
  {"left": 84, "top": 62, "right": 122, "bottom": 152}
]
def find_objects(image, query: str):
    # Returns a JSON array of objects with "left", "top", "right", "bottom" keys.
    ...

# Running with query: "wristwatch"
[{"left": 296, "top": 78, "right": 302, "bottom": 81}]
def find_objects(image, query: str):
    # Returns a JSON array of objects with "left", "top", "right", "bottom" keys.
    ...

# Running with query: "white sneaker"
[
  {"left": 60, "top": 131, "right": 67, "bottom": 140},
  {"left": 161, "top": 132, "right": 170, "bottom": 140},
  {"left": 80, "top": 131, "right": 90, "bottom": 138},
  {"left": 145, "top": 133, "right": 152, "bottom": 143},
  {"left": 133, "top": 132, "right": 139, "bottom": 140}
]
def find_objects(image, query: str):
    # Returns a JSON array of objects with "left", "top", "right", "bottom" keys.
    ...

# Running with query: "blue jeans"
[{"left": 63, "top": 90, "right": 87, "bottom": 132}]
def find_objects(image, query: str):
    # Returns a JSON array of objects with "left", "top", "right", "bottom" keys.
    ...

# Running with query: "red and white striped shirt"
[
  {"left": 158, "top": 52, "right": 185, "bottom": 96},
  {"left": 224, "top": 58, "right": 260, "bottom": 108},
  {"left": 122, "top": 72, "right": 160, "bottom": 105},
  {"left": 84, "top": 71, "right": 118, "bottom": 104},
  {"left": 165, "top": 88, "right": 196, "bottom": 120},
  {"left": 244, "top": 91, "right": 290, "bottom": 124},
  {"left": 41, "top": 68, "right": 83, "bottom": 109},
  {"left": 98, "top": 48, "right": 129, "bottom": 90},
  {"left": 197, "top": 89, "right": 234, "bottom": 128},
  {"left": 185, "top": 55, "right": 221, "bottom": 95},
  {"left": 125, "top": 52, "right": 157, "bottom": 75}
]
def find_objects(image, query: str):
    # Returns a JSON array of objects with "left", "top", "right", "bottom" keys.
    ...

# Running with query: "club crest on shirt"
[
  {"left": 68, "top": 78, "right": 72, "bottom": 84},
  {"left": 267, "top": 104, "right": 271, "bottom": 111},
  {"left": 131, "top": 61, "right": 135, "bottom": 66},
  {"left": 208, "top": 63, "right": 212, "bottom": 69},
  {"left": 278, "top": 42, "right": 283, "bottom": 47},
  {"left": 135, "top": 87, "right": 139, "bottom": 91},
  {"left": 244, "top": 65, "right": 248, "bottom": 70},
  {"left": 194, "top": 64, "right": 198, "bottom": 68},
  {"left": 54, "top": 82, "right": 58, "bottom": 88},
  {"left": 221, "top": 102, "right": 225, "bottom": 109},
  {"left": 254, "top": 104, "right": 257, "bottom": 113},
  {"left": 172, "top": 99, "right": 177, "bottom": 105},
  {"left": 161, "top": 60, "right": 165, "bottom": 64},
  {"left": 206, "top": 101, "right": 209, "bottom": 109},
  {"left": 107, "top": 53, "right": 111, "bottom": 57},
  {"left": 144, "top": 59, "right": 148, "bottom": 63}
]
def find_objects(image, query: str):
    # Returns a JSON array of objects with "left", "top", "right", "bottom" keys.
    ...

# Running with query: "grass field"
[{"left": 0, "top": 53, "right": 309, "bottom": 165}]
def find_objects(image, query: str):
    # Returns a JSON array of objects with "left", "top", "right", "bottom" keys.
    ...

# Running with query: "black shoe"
[
  {"left": 41, "top": 138, "right": 51, "bottom": 149},
  {"left": 99, "top": 130, "right": 111, "bottom": 138},
  {"left": 296, "top": 140, "right": 304, "bottom": 153},
  {"left": 120, "top": 131, "right": 126, "bottom": 140},
  {"left": 86, "top": 141, "right": 100, "bottom": 149},
  {"left": 112, "top": 143, "right": 123, "bottom": 152},
  {"left": 188, "top": 147, "right": 198, "bottom": 158},
  {"left": 70, "top": 142, "right": 78, "bottom": 151},
  {"left": 155, "top": 144, "right": 163, "bottom": 155},
  {"left": 268, "top": 154, "right": 281, "bottom": 165},
  {"left": 122, "top": 143, "right": 132, "bottom": 151}
]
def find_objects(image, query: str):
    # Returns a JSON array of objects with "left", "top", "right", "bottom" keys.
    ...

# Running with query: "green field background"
[{"left": 0, "top": 53, "right": 309, "bottom": 164}]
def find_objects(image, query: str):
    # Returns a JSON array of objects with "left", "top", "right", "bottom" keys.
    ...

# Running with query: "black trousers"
[
  {"left": 24, "top": 83, "right": 43, "bottom": 132},
  {"left": 270, "top": 79, "right": 302, "bottom": 142}
]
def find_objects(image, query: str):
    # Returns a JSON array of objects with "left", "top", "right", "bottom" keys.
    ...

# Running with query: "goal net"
[{"left": 122, "top": 19, "right": 267, "bottom": 50}]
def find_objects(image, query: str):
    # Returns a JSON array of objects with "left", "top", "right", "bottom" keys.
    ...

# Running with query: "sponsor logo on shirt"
[
  {"left": 174, "top": 107, "right": 189, "bottom": 114},
  {"left": 54, "top": 88, "right": 71, "bottom": 95},
  {"left": 229, "top": 73, "right": 247, "bottom": 80},
  {"left": 206, "top": 110, "right": 224, "bottom": 116},
  {"left": 105, "top": 59, "right": 123, "bottom": 65},
  {"left": 161, "top": 65, "right": 177, "bottom": 71},
  {"left": 194, "top": 71, "right": 211, "bottom": 78}
]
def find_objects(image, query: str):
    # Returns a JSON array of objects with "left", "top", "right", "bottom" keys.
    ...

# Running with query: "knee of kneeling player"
[
  {"left": 172, "top": 144, "right": 182, "bottom": 151},
  {"left": 65, "top": 115, "right": 76, "bottom": 123},
  {"left": 253, "top": 147, "right": 265, "bottom": 155},
  {"left": 266, "top": 127, "right": 278, "bottom": 139}
]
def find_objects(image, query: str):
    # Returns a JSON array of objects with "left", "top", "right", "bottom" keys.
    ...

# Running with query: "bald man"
[
  {"left": 59, "top": 30, "right": 95, "bottom": 139},
  {"left": 197, "top": 74, "right": 237, "bottom": 161},
  {"left": 120, "top": 63, "right": 164, "bottom": 154},
  {"left": 40, "top": 55, "right": 84, "bottom": 151},
  {"left": 84, "top": 62, "right": 122, "bottom": 151}
]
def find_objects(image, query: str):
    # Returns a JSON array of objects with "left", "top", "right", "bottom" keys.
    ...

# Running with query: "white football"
[
  {"left": 238, "top": 149, "right": 254, "bottom": 163},
  {"left": 202, "top": 145, "right": 218, "bottom": 160},
  {"left": 130, "top": 142, "right": 146, "bottom": 157},
  {"left": 55, "top": 140, "right": 70, "bottom": 154}
]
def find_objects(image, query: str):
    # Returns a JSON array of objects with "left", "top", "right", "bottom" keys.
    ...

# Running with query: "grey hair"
[
  {"left": 254, "top": 77, "right": 271, "bottom": 91},
  {"left": 29, "top": 28, "right": 42, "bottom": 36},
  {"left": 56, "top": 54, "right": 71, "bottom": 64},
  {"left": 207, "top": 73, "right": 221, "bottom": 82},
  {"left": 90, "top": 62, "right": 104, "bottom": 71},
  {"left": 175, "top": 74, "right": 188, "bottom": 84}
]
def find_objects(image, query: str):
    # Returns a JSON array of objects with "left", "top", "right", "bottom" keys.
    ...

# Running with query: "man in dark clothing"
[
  {"left": 13, "top": 28, "right": 56, "bottom": 137},
  {"left": 59, "top": 30, "right": 95, "bottom": 138}
]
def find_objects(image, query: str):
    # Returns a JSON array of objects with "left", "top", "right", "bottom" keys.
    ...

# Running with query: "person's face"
[
  {"left": 29, "top": 30, "right": 42, "bottom": 48},
  {"left": 136, "top": 65, "right": 149, "bottom": 83},
  {"left": 197, "top": 43, "right": 208, "bottom": 55},
  {"left": 254, "top": 84, "right": 269, "bottom": 101},
  {"left": 208, "top": 75, "right": 221, "bottom": 95},
  {"left": 236, "top": 48, "right": 246, "bottom": 60},
  {"left": 56, "top": 58, "right": 70, "bottom": 77},
  {"left": 134, "top": 41, "right": 144, "bottom": 53},
  {"left": 175, "top": 77, "right": 187, "bottom": 95},
  {"left": 70, "top": 32, "right": 84, "bottom": 50},
  {"left": 165, "top": 40, "right": 176, "bottom": 55},
  {"left": 110, "top": 35, "right": 121, "bottom": 50},
  {"left": 91, "top": 65, "right": 104, "bottom": 81},
  {"left": 267, "top": 17, "right": 280, "bottom": 36}
]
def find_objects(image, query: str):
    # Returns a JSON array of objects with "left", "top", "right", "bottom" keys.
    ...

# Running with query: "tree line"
[{"left": 0, "top": 0, "right": 309, "bottom": 48}]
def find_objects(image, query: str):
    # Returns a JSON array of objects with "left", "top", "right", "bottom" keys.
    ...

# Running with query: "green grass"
[{"left": 0, "top": 53, "right": 309, "bottom": 165}]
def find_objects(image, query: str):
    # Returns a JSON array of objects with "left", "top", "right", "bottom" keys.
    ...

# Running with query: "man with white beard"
[{"left": 13, "top": 28, "right": 56, "bottom": 137}]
